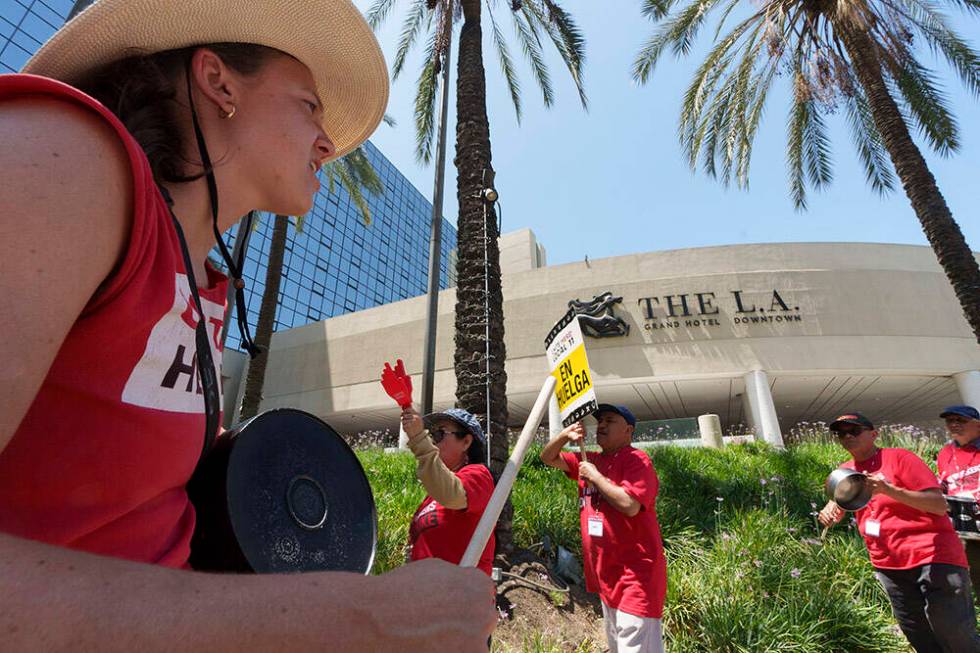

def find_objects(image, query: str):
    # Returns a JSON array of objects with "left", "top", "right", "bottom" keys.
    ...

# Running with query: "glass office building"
[
  {"left": 1, "top": 0, "right": 74, "bottom": 72},
  {"left": 224, "top": 142, "right": 457, "bottom": 351},
  {"left": 2, "top": 0, "right": 458, "bottom": 351}
]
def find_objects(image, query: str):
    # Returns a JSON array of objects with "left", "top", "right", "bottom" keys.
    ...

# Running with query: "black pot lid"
[{"left": 225, "top": 409, "right": 377, "bottom": 573}]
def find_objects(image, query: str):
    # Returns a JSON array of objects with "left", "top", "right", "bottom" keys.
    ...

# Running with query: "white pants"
[{"left": 601, "top": 601, "right": 664, "bottom": 653}]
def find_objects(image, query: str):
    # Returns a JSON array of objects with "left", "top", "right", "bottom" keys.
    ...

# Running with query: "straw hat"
[{"left": 22, "top": 0, "right": 389, "bottom": 161}]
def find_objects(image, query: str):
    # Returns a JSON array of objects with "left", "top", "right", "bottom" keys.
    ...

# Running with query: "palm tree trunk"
[
  {"left": 455, "top": 0, "right": 513, "bottom": 552},
  {"left": 839, "top": 24, "right": 980, "bottom": 342},
  {"left": 239, "top": 214, "right": 290, "bottom": 420}
]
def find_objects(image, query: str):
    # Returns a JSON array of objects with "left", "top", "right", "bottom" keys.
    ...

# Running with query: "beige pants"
[{"left": 601, "top": 601, "right": 665, "bottom": 653}]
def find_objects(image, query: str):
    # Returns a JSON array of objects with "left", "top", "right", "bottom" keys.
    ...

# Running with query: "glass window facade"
[
  {"left": 0, "top": 0, "right": 74, "bottom": 73},
  {"left": 223, "top": 141, "right": 457, "bottom": 351},
  {"left": 2, "top": 4, "right": 459, "bottom": 351}
]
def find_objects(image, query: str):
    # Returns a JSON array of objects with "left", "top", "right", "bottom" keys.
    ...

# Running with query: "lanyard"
[{"left": 160, "top": 188, "right": 221, "bottom": 460}]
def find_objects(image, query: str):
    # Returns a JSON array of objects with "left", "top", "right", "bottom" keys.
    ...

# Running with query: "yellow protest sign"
[{"left": 545, "top": 310, "right": 598, "bottom": 427}]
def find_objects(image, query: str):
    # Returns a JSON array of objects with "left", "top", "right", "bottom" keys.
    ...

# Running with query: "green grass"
[{"left": 358, "top": 441, "right": 940, "bottom": 651}]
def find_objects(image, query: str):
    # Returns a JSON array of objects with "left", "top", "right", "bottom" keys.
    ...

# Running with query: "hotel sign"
[{"left": 637, "top": 289, "right": 804, "bottom": 330}]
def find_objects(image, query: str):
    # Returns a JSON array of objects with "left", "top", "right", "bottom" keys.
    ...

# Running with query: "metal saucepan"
[{"left": 825, "top": 468, "right": 871, "bottom": 511}]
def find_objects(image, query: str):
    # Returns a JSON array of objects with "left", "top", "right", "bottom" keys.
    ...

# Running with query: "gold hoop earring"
[{"left": 220, "top": 105, "right": 237, "bottom": 119}]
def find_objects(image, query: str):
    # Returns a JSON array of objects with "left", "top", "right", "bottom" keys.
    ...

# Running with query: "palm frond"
[
  {"left": 891, "top": 57, "right": 959, "bottom": 155},
  {"left": 527, "top": 0, "right": 588, "bottom": 108},
  {"left": 787, "top": 78, "right": 809, "bottom": 210},
  {"left": 366, "top": 0, "right": 401, "bottom": 29},
  {"left": 641, "top": 0, "right": 677, "bottom": 20},
  {"left": 322, "top": 148, "right": 383, "bottom": 226},
  {"left": 487, "top": 2, "right": 523, "bottom": 121},
  {"left": 634, "top": 0, "right": 737, "bottom": 83},
  {"left": 680, "top": 51, "right": 736, "bottom": 170},
  {"left": 732, "top": 59, "right": 780, "bottom": 189},
  {"left": 511, "top": 9, "right": 555, "bottom": 107},
  {"left": 677, "top": 14, "right": 762, "bottom": 169},
  {"left": 787, "top": 70, "right": 833, "bottom": 210},
  {"left": 711, "top": 0, "right": 743, "bottom": 42},
  {"left": 843, "top": 79, "right": 897, "bottom": 195},
  {"left": 720, "top": 23, "right": 766, "bottom": 185},
  {"left": 392, "top": 0, "right": 430, "bottom": 81},
  {"left": 900, "top": 0, "right": 980, "bottom": 97},
  {"left": 413, "top": 30, "right": 441, "bottom": 164}
]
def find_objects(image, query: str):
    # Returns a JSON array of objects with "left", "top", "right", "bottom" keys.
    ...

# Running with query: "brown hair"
[{"left": 78, "top": 43, "right": 283, "bottom": 185}]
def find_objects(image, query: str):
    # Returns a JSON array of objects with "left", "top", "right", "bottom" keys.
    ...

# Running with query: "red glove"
[{"left": 381, "top": 359, "right": 413, "bottom": 408}]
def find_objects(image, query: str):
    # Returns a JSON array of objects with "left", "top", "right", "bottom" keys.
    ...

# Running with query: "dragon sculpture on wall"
[{"left": 568, "top": 291, "right": 630, "bottom": 338}]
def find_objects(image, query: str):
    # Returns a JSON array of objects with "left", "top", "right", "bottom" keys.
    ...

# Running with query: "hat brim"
[
  {"left": 829, "top": 419, "right": 869, "bottom": 430},
  {"left": 423, "top": 412, "right": 487, "bottom": 445},
  {"left": 940, "top": 410, "right": 978, "bottom": 420},
  {"left": 595, "top": 403, "right": 636, "bottom": 427},
  {"left": 21, "top": 0, "right": 388, "bottom": 162}
]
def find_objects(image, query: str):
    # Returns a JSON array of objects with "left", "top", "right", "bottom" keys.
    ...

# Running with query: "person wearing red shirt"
[
  {"left": 819, "top": 412, "right": 980, "bottom": 653},
  {"left": 0, "top": 0, "right": 495, "bottom": 649},
  {"left": 541, "top": 404, "right": 666, "bottom": 653},
  {"left": 400, "top": 407, "right": 496, "bottom": 575},
  {"left": 935, "top": 404, "right": 980, "bottom": 589}
]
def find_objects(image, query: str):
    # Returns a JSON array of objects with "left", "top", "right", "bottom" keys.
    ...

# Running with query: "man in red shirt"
[
  {"left": 818, "top": 412, "right": 980, "bottom": 653},
  {"left": 935, "top": 404, "right": 980, "bottom": 589},
  {"left": 541, "top": 404, "right": 666, "bottom": 653}
]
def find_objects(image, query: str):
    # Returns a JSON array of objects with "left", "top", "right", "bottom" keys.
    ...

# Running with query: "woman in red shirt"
[
  {"left": 401, "top": 407, "right": 496, "bottom": 575},
  {"left": 0, "top": 1, "right": 494, "bottom": 649}
]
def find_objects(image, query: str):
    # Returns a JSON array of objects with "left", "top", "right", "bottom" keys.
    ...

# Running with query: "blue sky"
[{"left": 358, "top": 2, "right": 979, "bottom": 267}]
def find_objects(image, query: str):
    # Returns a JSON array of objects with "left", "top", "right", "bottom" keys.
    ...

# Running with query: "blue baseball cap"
[
  {"left": 424, "top": 408, "right": 487, "bottom": 444},
  {"left": 940, "top": 405, "right": 980, "bottom": 420},
  {"left": 595, "top": 403, "right": 637, "bottom": 427}
]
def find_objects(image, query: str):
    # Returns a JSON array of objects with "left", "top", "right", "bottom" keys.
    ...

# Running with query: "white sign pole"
[{"left": 460, "top": 376, "right": 557, "bottom": 568}]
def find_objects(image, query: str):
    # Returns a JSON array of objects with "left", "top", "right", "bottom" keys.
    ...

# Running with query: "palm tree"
[
  {"left": 238, "top": 148, "right": 384, "bottom": 420},
  {"left": 633, "top": 0, "right": 980, "bottom": 341},
  {"left": 368, "top": 0, "right": 587, "bottom": 552}
]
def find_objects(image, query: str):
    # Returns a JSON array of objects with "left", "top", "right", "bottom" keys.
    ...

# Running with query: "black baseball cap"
[
  {"left": 829, "top": 413, "right": 875, "bottom": 431},
  {"left": 940, "top": 405, "right": 980, "bottom": 420}
]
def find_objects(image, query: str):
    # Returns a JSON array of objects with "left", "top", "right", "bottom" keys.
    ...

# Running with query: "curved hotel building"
[{"left": 244, "top": 237, "right": 980, "bottom": 444}]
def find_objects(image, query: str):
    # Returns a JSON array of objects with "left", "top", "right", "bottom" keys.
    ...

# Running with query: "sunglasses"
[
  {"left": 430, "top": 427, "right": 468, "bottom": 443},
  {"left": 832, "top": 425, "right": 868, "bottom": 439}
]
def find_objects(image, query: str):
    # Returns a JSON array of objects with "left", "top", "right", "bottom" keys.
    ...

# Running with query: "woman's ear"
[{"left": 189, "top": 48, "right": 238, "bottom": 114}]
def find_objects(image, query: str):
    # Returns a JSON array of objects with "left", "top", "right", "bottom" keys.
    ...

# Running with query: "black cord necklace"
[{"left": 160, "top": 63, "right": 264, "bottom": 461}]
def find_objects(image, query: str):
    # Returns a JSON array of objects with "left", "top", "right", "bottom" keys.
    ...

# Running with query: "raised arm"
[
  {"left": 401, "top": 407, "right": 467, "bottom": 509},
  {"left": 540, "top": 422, "right": 585, "bottom": 472}
]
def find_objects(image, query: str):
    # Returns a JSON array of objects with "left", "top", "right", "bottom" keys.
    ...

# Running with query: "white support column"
[
  {"left": 954, "top": 371, "right": 980, "bottom": 409},
  {"left": 548, "top": 394, "right": 561, "bottom": 440},
  {"left": 698, "top": 414, "right": 724, "bottom": 449},
  {"left": 743, "top": 370, "right": 784, "bottom": 448}
]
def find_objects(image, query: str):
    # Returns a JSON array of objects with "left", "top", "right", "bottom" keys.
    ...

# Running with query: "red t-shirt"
[
  {"left": 561, "top": 447, "right": 667, "bottom": 618},
  {"left": 408, "top": 464, "right": 495, "bottom": 575},
  {"left": 842, "top": 448, "right": 967, "bottom": 570},
  {"left": 0, "top": 74, "right": 227, "bottom": 567},
  {"left": 937, "top": 441, "right": 980, "bottom": 499}
]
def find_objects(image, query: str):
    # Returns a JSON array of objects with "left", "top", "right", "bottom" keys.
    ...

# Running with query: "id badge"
[
  {"left": 865, "top": 519, "right": 881, "bottom": 538},
  {"left": 588, "top": 516, "right": 604, "bottom": 537}
]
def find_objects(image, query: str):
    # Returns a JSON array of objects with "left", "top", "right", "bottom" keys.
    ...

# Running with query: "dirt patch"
[{"left": 493, "top": 548, "right": 605, "bottom": 652}]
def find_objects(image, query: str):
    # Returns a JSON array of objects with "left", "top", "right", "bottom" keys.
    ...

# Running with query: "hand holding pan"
[{"left": 381, "top": 359, "right": 413, "bottom": 408}]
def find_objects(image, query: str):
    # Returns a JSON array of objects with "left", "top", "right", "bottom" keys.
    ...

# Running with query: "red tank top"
[{"left": 0, "top": 74, "right": 228, "bottom": 567}]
